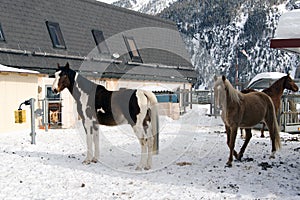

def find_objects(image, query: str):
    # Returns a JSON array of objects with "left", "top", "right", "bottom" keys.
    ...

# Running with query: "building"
[
  {"left": 0, "top": 64, "right": 45, "bottom": 133},
  {"left": 270, "top": 9, "right": 300, "bottom": 55},
  {"left": 0, "top": 0, "right": 197, "bottom": 131},
  {"left": 270, "top": 9, "right": 300, "bottom": 133}
]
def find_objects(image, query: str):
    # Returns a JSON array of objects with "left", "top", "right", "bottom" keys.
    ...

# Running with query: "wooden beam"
[{"left": 270, "top": 38, "right": 300, "bottom": 48}]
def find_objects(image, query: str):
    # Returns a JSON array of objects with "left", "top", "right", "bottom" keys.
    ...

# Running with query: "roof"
[
  {"left": 247, "top": 72, "right": 286, "bottom": 89},
  {"left": 270, "top": 9, "right": 300, "bottom": 54},
  {"left": 0, "top": 0, "right": 196, "bottom": 82}
]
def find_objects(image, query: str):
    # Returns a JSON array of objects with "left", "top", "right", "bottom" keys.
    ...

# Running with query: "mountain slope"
[
  {"left": 113, "top": 0, "right": 177, "bottom": 15},
  {"left": 159, "top": 0, "right": 300, "bottom": 87},
  {"left": 113, "top": 0, "right": 300, "bottom": 88}
]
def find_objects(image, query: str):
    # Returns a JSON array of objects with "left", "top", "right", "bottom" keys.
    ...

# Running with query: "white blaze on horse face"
[
  {"left": 52, "top": 70, "right": 61, "bottom": 92},
  {"left": 214, "top": 86, "right": 220, "bottom": 109}
]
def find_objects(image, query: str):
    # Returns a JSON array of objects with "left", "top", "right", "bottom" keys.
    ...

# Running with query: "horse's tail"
[
  {"left": 143, "top": 91, "right": 159, "bottom": 154},
  {"left": 273, "top": 118, "right": 281, "bottom": 151},
  {"left": 267, "top": 96, "right": 281, "bottom": 151}
]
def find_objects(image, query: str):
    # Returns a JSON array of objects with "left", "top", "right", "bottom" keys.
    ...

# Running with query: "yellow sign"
[{"left": 14, "top": 110, "right": 26, "bottom": 123}]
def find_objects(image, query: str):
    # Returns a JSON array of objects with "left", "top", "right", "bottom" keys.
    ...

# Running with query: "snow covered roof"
[
  {"left": 138, "top": 85, "right": 178, "bottom": 92},
  {"left": 270, "top": 9, "right": 300, "bottom": 54},
  {"left": 0, "top": 64, "right": 39, "bottom": 74},
  {"left": 247, "top": 72, "right": 286, "bottom": 89}
]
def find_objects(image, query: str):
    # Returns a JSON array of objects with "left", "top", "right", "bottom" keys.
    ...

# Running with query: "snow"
[
  {"left": 128, "top": 0, "right": 177, "bottom": 14},
  {"left": 275, "top": 9, "right": 300, "bottom": 39},
  {"left": 247, "top": 72, "right": 286, "bottom": 88},
  {"left": 1, "top": 105, "right": 299, "bottom": 199},
  {"left": 97, "top": 0, "right": 176, "bottom": 15},
  {"left": 96, "top": 0, "right": 116, "bottom": 4},
  {"left": 0, "top": 63, "right": 39, "bottom": 74}
]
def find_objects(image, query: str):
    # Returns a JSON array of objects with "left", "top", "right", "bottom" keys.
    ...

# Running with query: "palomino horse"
[
  {"left": 214, "top": 76, "right": 281, "bottom": 167},
  {"left": 242, "top": 74, "right": 298, "bottom": 137},
  {"left": 52, "top": 63, "right": 159, "bottom": 170}
]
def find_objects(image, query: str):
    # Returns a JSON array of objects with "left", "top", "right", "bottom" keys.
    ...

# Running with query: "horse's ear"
[
  {"left": 222, "top": 75, "right": 226, "bottom": 82},
  {"left": 214, "top": 75, "right": 218, "bottom": 81},
  {"left": 57, "top": 63, "right": 60, "bottom": 68},
  {"left": 65, "top": 62, "right": 70, "bottom": 69}
]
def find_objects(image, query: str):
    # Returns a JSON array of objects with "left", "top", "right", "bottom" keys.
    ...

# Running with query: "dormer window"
[
  {"left": 123, "top": 36, "right": 143, "bottom": 63},
  {"left": 0, "top": 23, "right": 5, "bottom": 41},
  {"left": 46, "top": 21, "right": 66, "bottom": 49},
  {"left": 92, "top": 29, "right": 109, "bottom": 54}
]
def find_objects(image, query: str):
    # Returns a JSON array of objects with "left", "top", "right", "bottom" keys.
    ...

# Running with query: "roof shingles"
[{"left": 0, "top": 0, "right": 197, "bottom": 82}]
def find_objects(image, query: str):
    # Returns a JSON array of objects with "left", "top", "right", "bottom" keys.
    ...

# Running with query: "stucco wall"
[{"left": 0, "top": 72, "right": 39, "bottom": 133}]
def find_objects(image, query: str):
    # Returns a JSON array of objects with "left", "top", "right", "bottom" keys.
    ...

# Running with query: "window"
[
  {"left": 46, "top": 86, "right": 60, "bottom": 101},
  {"left": 0, "top": 23, "right": 5, "bottom": 41},
  {"left": 123, "top": 36, "right": 143, "bottom": 63},
  {"left": 92, "top": 29, "right": 109, "bottom": 54},
  {"left": 46, "top": 21, "right": 66, "bottom": 49}
]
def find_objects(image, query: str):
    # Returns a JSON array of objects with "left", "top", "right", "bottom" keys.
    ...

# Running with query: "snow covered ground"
[{"left": 0, "top": 105, "right": 299, "bottom": 199}]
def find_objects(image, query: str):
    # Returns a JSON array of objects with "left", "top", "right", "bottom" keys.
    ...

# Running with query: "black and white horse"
[{"left": 52, "top": 63, "right": 159, "bottom": 170}]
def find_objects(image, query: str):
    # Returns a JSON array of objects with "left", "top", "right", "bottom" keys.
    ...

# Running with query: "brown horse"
[
  {"left": 214, "top": 76, "right": 281, "bottom": 167},
  {"left": 242, "top": 74, "right": 298, "bottom": 137}
]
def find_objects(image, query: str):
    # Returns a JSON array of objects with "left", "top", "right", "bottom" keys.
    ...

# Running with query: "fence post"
[
  {"left": 210, "top": 89, "right": 214, "bottom": 117},
  {"left": 189, "top": 88, "right": 192, "bottom": 109},
  {"left": 283, "top": 95, "right": 287, "bottom": 132},
  {"left": 44, "top": 98, "right": 49, "bottom": 132},
  {"left": 183, "top": 84, "right": 186, "bottom": 113}
]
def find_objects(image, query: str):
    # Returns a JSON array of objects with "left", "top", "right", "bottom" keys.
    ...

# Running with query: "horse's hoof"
[
  {"left": 260, "top": 135, "right": 265, "bottom": 138},
  {"left": 82, "top": 159, "right": 91, "bottom": 165},
  {"left": 225, "top": 162, "right": 232, "bottom": 168},
  {"left": 91, "top": 158, "right": 98, "bottom": 163},
  {"left": 144, "top": 166, "right": 151, "bottom": 170},
  {"left": 269, "top": 152, "right": 276, "bottom": 159},
  {"left": 236, "top": 154, "right": 243, "bottom": 161}
]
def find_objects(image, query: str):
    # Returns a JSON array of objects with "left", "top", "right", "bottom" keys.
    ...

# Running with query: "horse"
[
  {"left": 52, "top": 63, "right": 159, "bottom": 170},
  {"left": 214, "top": 76, "right": 281, "bottom": 167},
  {"left": 241, "top": 74, "right": 298, "bottom": 137}
]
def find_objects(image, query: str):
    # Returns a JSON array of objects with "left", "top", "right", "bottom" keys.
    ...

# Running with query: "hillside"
[
  {"left": 113, "top": 0, "right": 300, "bottom": 88},
  {"left": 113, "top": 0, "right": 177, "bottom": 15}
]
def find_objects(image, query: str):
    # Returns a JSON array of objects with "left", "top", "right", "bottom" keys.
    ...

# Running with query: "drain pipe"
[{"left": 29, "top": 98, "right": 36, "bottom": 144}]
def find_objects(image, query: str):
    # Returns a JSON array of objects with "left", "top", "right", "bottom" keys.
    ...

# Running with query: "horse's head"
[
  {"left": 213, "top": 76, "right": 226, "bottom": 109},
  {"left": 284, "top": 74, "right": 299, "bottom": 92},
  {"left": 52, "top": 62, "right": 76, "bottom": 94}
]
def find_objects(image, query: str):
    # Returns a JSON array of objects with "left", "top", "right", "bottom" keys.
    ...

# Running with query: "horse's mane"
[
  {"left": 223, "top": 78, "right": 242, "bottom": 104},
  {"left": 262, "top": 74, "right": 287, "bottom": 94}
]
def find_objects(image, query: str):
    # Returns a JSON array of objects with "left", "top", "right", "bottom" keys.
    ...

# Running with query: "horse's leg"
[
  {"left": 144, "top": 123, "right": 153, "bottom": 170},
  {"left": 266, "top": 121, "right": 280, "bottom": 159},
  {"left": 225, "top": 125, "right": 230, "bottom": 147},
  {"left": 265, "top": 110, "right": 281, "bottom": 159},
  {"left": 137, "top": 138, "right": 148, "bottom": 170},
  {"left": 226, "top": 125, "right": 238, "bottom": 159},
  {"left": 92, "top": 127, "right": 100, "bottom": 163},
  {"left": 237, "top": 128, "right": 252, "bottom": 160},
  {"left": 226, "top": 126, "right": 238, "bottom": 167},
  {"left": 133, "top": 125, "right": 148, "bottom": 170},
  {"left": 240, "top": 128, "right": 244, "bottom": 139},
  {"left": 260, "top": 123, "right": 265, "bottom": 138},
  {"left": 83, "top": 125, "right": 93, "bottom": 164}
]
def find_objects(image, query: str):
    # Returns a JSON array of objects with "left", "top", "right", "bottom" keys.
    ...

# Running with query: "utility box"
[{"left": 15, "top": 110, "right": 26, "bottom": 123}]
